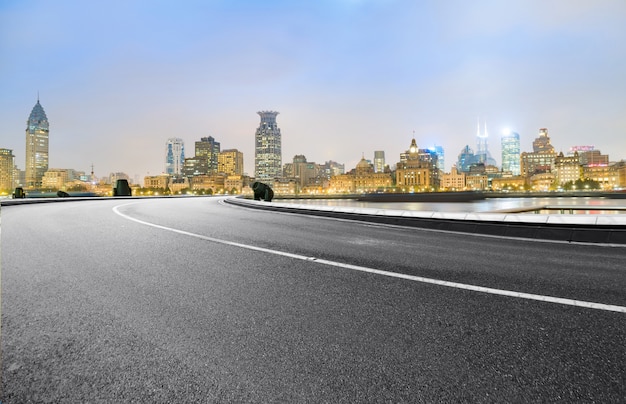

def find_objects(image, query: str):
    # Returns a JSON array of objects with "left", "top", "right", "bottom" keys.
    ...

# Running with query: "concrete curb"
[{"left": 225, "top": 197, "right": 626, "bottom": 245}]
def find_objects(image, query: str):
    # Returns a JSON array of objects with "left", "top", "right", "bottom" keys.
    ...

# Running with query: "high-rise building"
[
  {"left": 501, "top": 130, "right": 521, "bottom": 175},
  {"left": 521, "top": 128, "right": 557, "bottom": 177},
  {"left": 533, "top": 128, "right": 554, "bottom": 153},
  {"left": 196, "top": 136, "right": 220, "bottom": 173},
  {"left": 254, "top": 111, "right": 282, "bottom": 182},
  {"left": 475, "top": 119, "right": 497, "bottom": 166},
  {"left": 25, "top": 98, "right": 49, "bottom": 188},
  {"left": 165, "top": 138, "right": 185, "bottom": 176},
  {"left": 218, "top": 149, "right": 244, "bottom": 176},
  {"left": 374, "top": 151, "right": 385, "bottom": 173},
  {"left": 427, "top": 146, "right": 445, "bottom": 172},
  {"left": 0, "top": 148, "right": 16, "bottom": 191}
]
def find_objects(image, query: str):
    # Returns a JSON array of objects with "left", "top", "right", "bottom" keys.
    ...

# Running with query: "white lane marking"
[{"left": 113, "top": 203, "right": 626, "bottom": 314}]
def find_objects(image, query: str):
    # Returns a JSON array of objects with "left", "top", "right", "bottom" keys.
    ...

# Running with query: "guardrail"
[{"left": 225, "top": 197, "right": 626, "bottom": 245}]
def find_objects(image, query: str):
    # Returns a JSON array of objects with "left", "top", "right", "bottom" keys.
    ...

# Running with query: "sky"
[{"left": 1, "top": 0, "right": 625, "bottom": 182}]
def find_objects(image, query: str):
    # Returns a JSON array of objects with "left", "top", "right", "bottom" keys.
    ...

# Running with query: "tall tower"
[
  {"left": 475, "top": 119, "right": 497, "bottom": 166},
  {"left": 254, "top": 111, "right": 282, "bottom": 182},
  {"left": 374, "top": 151, "right": 385, "bottom": 173},
  {"left": 165, "top": 138, "right": 185, "bottom": 176},
  {"left": 533, "top": 128, "right": 554, "bottom": 153},
  {"left": 25, "top": 98, "right": 49, "bottom": 188},
  {"left": 195, "top": 136, "right": 220, "bottom": 174},
  {"left": 501, "top": 130, "right": 521, "bottom": 175}
]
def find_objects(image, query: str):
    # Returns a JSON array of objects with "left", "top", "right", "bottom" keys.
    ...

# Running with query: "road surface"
[{"left": 1, "top": 197, "right": 625, "bottom": 402}]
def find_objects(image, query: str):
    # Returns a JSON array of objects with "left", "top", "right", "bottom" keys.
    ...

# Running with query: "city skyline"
[{"left": 1, "top": 1, "right": 625, "bottom": 178}]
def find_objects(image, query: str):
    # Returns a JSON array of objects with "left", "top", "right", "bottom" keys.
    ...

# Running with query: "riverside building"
[
  {"left": 25, "top": 98, "right": 49, "bottom": 188},
  {"left": 0, "top": 148, "right": 16, "bottom": 192},
  {"left": 165, "top": 138, "right": 185, "bottom": 176},
  {"left": 254, "top": 111, "right": 282, "bottom": 183}
]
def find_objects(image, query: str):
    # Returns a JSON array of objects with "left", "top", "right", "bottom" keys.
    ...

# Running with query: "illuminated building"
[
  {"left": 428, "top": 146, "right": 445, "bottom": 172},
  {"left": 466, "top": 174, "right": 489, "bottom": 190},
  {"left": 374, "top": 151, "right": 385, "bottom": 173},
  {"left": 491, "top": 176, "right": 526, "bottom": 191},
  {"left": 183, "top": 157, "right": 209, "bottom": 177},
  {"left": 165, "top": 138, "right": 185, "bottom": 176},
  {"left": 580, "top": 150, "right": 609, "bottom": 167},
  {"left": 583, "top": 165, "right": 618, "bottom": 190},
  {"left": 554, "top": 152, "right": 582, "bottom": 185},
  {"left": 255, "top": 111, "right": 282, "bottom": 182},
  {"left": 189, "top": 174, "right": 226, "bottom": 193},
  {"left": 475, "top": 120, "right": 497, "bottom": 166},
  {"left": 0, "top": 148, "right": 16, "bottom": 192},
  {"left": 25, "top": 98, "right": 49, "bottom": 188},
  {"left": 218, "top": 149, "right": 244, "bottom": 176},
  {"left": 42, "top": 169, "right": 78, "bottom": 190},
  {"left": 533, "top": 128, "right": 554, "bottom": 153},
  {"left": 501, "top": 130, "right": 521, "bottom": 175},
  {"left": 329, "top": 157, "right": 392, "bottom": 193},
  {"left": 196, "top": 136, "right": 220, "bottom": 174},
  {"left": 440, "top": 166, "right": 466, "bottom": 190},
  {"left": 396, "top": 138, "right": 435, "bottom": 189},
  {"left": 521, "top": 128, "right": 557, "bottom": 177},
  {"left": 144, "top": 174, "right": 170, "bottom": 190},
  {"left": 456, "top": 145, "right": 475, "bottom": 173},
  {"left": 283, "top": 155, "right": 325, "bottom": 190},
  {"left": 530, "top": 172, "right": 556, "bottom": 191}
]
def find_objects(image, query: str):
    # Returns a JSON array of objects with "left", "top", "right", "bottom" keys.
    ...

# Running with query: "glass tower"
[
  {"left": 501, "top": 130, "right": 521, "bottom": 175},
  {"left": 374, "top": 151, "right": 385, "bottom": 173},
  {"left": 165, "top": 138, "right": 185, "bottom": 176},
  {"left": 25, "top": 98, "right": 49, "bottom": 188},
  {"left": 254, "top": 111, "right": 282, "bottom": 181}
]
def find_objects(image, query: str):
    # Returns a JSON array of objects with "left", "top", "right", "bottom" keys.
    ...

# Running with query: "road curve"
[{"left": 2, "top": 197, "right": 625, "bottom": 402}]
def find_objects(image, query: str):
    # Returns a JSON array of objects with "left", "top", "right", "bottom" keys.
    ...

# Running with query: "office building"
[
  {"left": 25, "top": 98, "right": 49, "bottom": 188},
  {"left": 374, "top": 151, "right": 385, "bottom": 173},
  {"left": 165, "top": 138, "right": 185, "bottom": 176},
  {"left": 475, "top": 120, "right": 497, "bottom": 166},
  {"left": 254, "top": 111, "right": 282, "bottom": 182},
  {"left": 501, "top": 130, "right": 521, "bottom": 175},
  {"left": 218, "top": 149, "right": 244, "bottom": 176},
  {"left": 196, "top": 136, "right": 220, "bottom": 174},
  {"left": 0, "top": 148, "right": 16, "bottom": 191}
]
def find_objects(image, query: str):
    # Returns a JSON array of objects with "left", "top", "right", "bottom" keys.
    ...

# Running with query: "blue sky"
[{"left": 1, "top": 0, "right": 625, "bottom": 180}]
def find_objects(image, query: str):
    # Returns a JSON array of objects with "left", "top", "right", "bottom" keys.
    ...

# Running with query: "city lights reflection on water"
[{"left": 278, "top": 197, "right": 626, "bottom": 214}]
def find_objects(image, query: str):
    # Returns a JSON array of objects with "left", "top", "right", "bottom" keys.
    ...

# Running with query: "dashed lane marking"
[{"left": 113, "top": 203, "right": 626, "bottom": 314}]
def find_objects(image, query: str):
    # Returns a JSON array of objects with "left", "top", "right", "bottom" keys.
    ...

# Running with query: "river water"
[{"left": 277, "top": 197, "right": 626, "bottom": 214}]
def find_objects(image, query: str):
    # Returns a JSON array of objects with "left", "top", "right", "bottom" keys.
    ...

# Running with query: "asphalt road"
[{"left": 1, "top": 197, "right": 625, "bottom": 403}]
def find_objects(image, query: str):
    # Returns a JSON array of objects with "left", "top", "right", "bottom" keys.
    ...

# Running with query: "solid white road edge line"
[{"left": 113, "top": 203, "right": 626, "bottom": 314}]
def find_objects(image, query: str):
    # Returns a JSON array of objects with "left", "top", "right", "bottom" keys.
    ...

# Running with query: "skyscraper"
[
  {"left": 374, "top": 151, "right": 385, "bottom": 173},
  {"left": 254, "top": 111, "right": 282, "bottom": 181},
  {"left": 475, "top": 119, "right": 497, "bottom": 166},
  {"left": 25, "top": 98, "right": 49, "bottom": 188},
  {"left": 165, "top": 138, "right": 185, "bottom": 176},
  {"left": 196, "top": 136, "right": 220, "bottom": 174},
  {"left": 533, "top": 128, "right": 554, "bottom": 153},
  {"left": 501, "top": 130, "right": 521, "bottom": 175}
]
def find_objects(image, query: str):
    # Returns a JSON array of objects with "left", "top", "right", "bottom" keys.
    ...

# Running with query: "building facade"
[
  {"left": 196, "top": 136, "right": 220, "bottom": 174},
  {"left": 554, "top": 152, "right": 582, "bottom": 185},
  {"left": 218, "top": 149, "right": 244, "bottom": 176},
  {"left": 254, "top": 111, "right": 282, "bottom": 182},
  {"left": 374, "top": 151, "right": 385, "bottom": 173},
  {"left": 0, "top": 148, "right": 16, "bottom": 192},
  {"left": 396, "top": 139, "right": 435, "bottom": 190},
  {"left": 501, "top": 130, "right": 521, "bottom": 176},
  {"left": 25, "top": 99, "right": 49, "bottom": 188},
  {"left": 165, "top": 138, "right": 185, "bottom": 176},
  {"left": 440, "top": 166, "right": 466, "bottom": 190}
]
